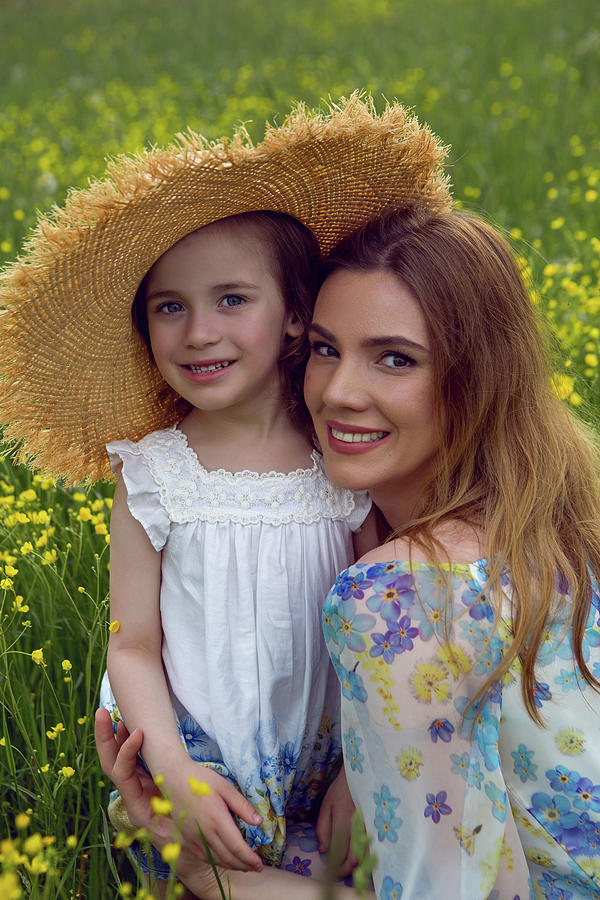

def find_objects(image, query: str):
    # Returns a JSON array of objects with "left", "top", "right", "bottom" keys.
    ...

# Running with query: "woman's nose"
[{"left": 321, "top": 360, "right": 369, "bottom": 410}]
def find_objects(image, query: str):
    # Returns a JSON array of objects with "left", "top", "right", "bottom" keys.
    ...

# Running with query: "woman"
[
  {"left": 99, "top": 206, "right": 600, "bottom": 898},
  {"left": 304, "top": 207, "right": 600, "bottom": 899}
]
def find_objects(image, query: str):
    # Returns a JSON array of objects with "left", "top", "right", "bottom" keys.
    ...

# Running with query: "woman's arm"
[{"left": 107, "top": 475, "right": 262, "bottom": 872}]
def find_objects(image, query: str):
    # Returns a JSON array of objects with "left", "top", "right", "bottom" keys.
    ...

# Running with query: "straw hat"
[{"left": 0, "top": 93, "right": 451, "bottom": 483}]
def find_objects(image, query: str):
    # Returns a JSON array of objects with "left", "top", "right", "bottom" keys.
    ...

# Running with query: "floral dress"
[
  {"left": 323, "top": 559, "right": 600, "bottom": 899},
  {"left": 101, "top": 426, "right": 370, "bottom": 877}
]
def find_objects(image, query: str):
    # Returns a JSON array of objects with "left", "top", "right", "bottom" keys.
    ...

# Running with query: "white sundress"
[{"left": 102, "top": 425, "right": 371, "bottom": 866}]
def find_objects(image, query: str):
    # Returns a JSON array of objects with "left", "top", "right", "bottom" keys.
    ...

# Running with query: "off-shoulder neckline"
[{"left": 345, "top": 559, "right": 489, "bottom": 571}]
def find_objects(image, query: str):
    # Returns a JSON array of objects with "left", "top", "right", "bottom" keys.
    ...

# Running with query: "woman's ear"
[{"left": 285, "top": 314, "right": 304, "bottom": 339}]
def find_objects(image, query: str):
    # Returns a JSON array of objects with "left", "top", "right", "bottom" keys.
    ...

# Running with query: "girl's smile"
[{"left": 304, "top": 267, "right": 442, "bottom": 526}]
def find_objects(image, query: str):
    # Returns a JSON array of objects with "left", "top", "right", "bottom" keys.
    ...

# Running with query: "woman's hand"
[
  {"left": 95, "top": 707, "right": 179, "bottom": 849},
  {"left": 315, "top": 767, "right": 359, "bottom": 878}
]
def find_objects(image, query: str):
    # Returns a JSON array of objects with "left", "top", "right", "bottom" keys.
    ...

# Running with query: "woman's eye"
[
  {"left": 380, "top": 351, "right": 414, "bottom": 369},
  {"left": 219, "top": 295, "right": 246, "bottom": 309},
  {"left": 310, "top": 341, "right": 338, "bottom": 358}
]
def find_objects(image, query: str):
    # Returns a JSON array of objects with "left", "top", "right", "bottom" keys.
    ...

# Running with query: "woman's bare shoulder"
[{"left": 356, "top": 520, "right": 485, "bottom": 566}]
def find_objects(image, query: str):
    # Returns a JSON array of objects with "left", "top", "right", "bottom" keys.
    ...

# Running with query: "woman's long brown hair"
[{"left": 325, "top": 207, "right": 600, "bottom": 723}]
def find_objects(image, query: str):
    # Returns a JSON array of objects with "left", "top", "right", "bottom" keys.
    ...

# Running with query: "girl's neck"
[{"left": 179, "top": 404, "right": 313, "bottom": 475}]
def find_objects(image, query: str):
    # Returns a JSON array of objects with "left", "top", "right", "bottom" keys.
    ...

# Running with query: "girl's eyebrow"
[
  {"left": 146, "top": 281, "right": 259, "bottom": 301},
  {"left": 308, "top": 321, "right": 429, "bottom": 353}
]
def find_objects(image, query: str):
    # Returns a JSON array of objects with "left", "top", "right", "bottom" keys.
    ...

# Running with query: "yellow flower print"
[
  {"left": 525, "top": 848, "right": 553, "bottom": 867},
  {"left": 578, "top": 857, "right": 600, "bottom": 883},
  {"left": 397, "top": 747, "right": 423, "bottom": 779},
  {"left": 412, "top": 662, "right": 449, "bottom": 702},
  {"left": 556, "top": 727, "right": 585, "bottom": 755},
  {"left": 437, "top": 643, "right": 471, "bottom": 678}
]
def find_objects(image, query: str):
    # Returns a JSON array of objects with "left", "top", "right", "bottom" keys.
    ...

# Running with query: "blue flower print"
[
  {"left": 450, "top": 751, "right": 470, "bottom": 781},
  {"left": 546, "top": 765, "right": 580, "bottom": 795},
  {"left": 468, "top": 761, "right": 484, "bottom": 790},
  {"left": 334, "top": 568, "right": 373, "bottom": 602},
  {"left": 573, "top": 776, "right": 600, "bottom": 812},
  {"left": 381, "top": 875, "right": 403, "bottom": 899},
  {"left": 366, "top": 572, "right": 416, "bottom": 622},
  {"left": 370, "top": 616, "right": 419, "bottom": 663},
  {"left": 555, "top": 668, "right": 582, "bottom": 692},
  {"left": 529, "top": 792, "right": 580, "bottom": 840},
  {"left": 461, "top": 579, "right": 494, "bottom": 622},
  {"left": 322, "top": 602, "right": 338, "bottom": 646},
  {"left": 473, "top": 634, "right": 504, "bottom": 676},
  {"left": 556, "top": 605, "right": 600, "bottom": 662},
  {"left": 281, "top": 741, "right": 300, "bottom": 775},
  {"left": 344, "top": 728, "right": 364, "bottom": 773},
  {"left": 330, "top": 596, "right": 376, "bottom": 652},
  {"left": 373, "top": 785, "right": 403, "bottom": 842},
  {"left": 428, "top": 718, "right": 455, "bottom": 743},
  {"left": 532, "top": 681, "right": 552, "bottom": 708},
  {"left": 284, "top": 856, "right": 312, "bottom": 876},
  {"left": 179, "top": 717, "right": 217, "bottom": 761},
  {"left": 455, "top": 695, "right": 500, "bottom": 771},
  {"left": 424, "top": 790, "right": 452, "bottom": 823},
  {"left": 511, "top": 744, "right": 538, "bottom": 783},
  {"left": 484, "top": 781, "right": 508, "bottom": 822},
  {"left": 366, "top": 561, "right": 401, "bottom": 579},
  {"left": 339, "top": 662, "right": 368, "bottom": 702}
]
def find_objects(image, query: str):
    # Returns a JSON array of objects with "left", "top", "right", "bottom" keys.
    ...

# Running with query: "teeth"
[
  {"left": 331, "top": 429, "right": 385, "bottom": 443},
  {"left": 188, "top": 361, "right": 232, "bottom": 373}
]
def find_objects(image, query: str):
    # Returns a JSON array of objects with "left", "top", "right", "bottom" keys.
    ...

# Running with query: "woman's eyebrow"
[{"left": 309, "top": 322, "right": 428, "bottom": 353}]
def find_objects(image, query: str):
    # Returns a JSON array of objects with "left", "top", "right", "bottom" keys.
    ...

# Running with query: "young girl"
[
  {"left": 101, "top": 208, "right": 373, "bottom": 894},
  {"left": 0, "top": 96, "right": 452, "bottom": 896}
]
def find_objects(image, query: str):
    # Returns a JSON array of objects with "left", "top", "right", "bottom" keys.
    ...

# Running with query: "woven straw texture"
[{"left": 0, "top": 94, "right": 451, "bottom": 483}]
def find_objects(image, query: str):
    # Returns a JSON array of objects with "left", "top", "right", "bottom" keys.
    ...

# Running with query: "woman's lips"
[{"left": 326, "top": 421, "right": 389, "bottom": 455}]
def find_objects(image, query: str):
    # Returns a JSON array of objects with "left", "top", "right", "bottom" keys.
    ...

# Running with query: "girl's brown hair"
[
  {"left": 132, "top": 211, "right": 321, "bottom": 438},
  {"left": 325, "top": 206, "right": 600, "bottom": 722}
]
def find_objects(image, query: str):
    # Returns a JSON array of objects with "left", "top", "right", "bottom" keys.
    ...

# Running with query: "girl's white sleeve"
[{"left": 106, "top": 439, "right": 170, "bottom": 551}]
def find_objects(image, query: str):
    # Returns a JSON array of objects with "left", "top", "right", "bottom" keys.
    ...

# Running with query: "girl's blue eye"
[
  {"left": 157, "top": 300, "right": 184, "bottom": 314},
  {"left": 380, "top": 351, "right": 414, "bottom": 369},
  {"left": 310, "top": 341, "right": 338, "bottom": 358},
  {"left": 219, "top": 295, "right": 246, "bottom": 309}
]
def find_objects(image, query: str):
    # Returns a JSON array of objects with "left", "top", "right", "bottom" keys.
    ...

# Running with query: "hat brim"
[{"left": 0, "top": 94, "right": 451, "bottom": 483}]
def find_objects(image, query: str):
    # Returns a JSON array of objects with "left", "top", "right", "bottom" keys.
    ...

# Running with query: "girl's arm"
[{"left": 107, "top": 475, "right": 262, "bottom": 872}]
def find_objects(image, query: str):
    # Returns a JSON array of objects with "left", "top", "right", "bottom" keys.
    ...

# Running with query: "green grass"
[{"left": 0, "top": 0, "right": 599, "bottom": 895}]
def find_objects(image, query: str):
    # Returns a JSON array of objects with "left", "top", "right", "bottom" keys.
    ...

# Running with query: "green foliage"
[{"left": 0, "top": 0, "right": 598, "bottom": 896}]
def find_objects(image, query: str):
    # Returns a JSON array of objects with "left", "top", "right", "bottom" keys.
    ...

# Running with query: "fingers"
[
  {"left": 199, "top": 821, "right": 263, "bottom": 873},
  {"left": 315, "top": 801, "right": 332, "bottom": 854},
  {"left": 219, "top": 781, "right": 262, "bottom": 827},
  {"left": 94, "top": 708, "right": 119, "bottom": 777}
]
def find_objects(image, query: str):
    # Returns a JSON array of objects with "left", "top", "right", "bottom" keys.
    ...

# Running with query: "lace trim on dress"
[{"left": 137, "top": 426, "right": 358, "bottom": 526}]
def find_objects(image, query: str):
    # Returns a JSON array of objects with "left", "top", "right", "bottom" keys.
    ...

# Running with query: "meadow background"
[{"left": 0, "top": 0, "right": 599, "bottom": 896}]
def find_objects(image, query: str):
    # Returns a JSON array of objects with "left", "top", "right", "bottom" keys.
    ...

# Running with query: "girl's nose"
[
  {"left": 320, "top": 360, "right": 369, "bottom": 410},
  {"left": 184, "top": 311, "right": 221, "bottom": 348}
]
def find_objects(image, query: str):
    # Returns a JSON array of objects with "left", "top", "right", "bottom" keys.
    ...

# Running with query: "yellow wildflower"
[
  {"left": 189, "top": 776, "right": 212, "bottom": 797},
  {"left": 60, "top": 766, "right": 75, "bottom": 778},
  {"left": 31, "top": 648, "right": 45, "bottom": 666},
  {"left": 41, "top": 549, "right": 57, "bottom": 565},
  {"left": 161, "top": 842, "right": 181, "bottom": 864},
  {"left": 4, "top": 565, "right": 18, "bottom": 577},
  {"left": 151, "top": 796, "right": 174, "bottom": 816},
  {"left": 109, "top": 620, "right": 121, "bottom": 633},
  {"left": 0, "top": 737, "right": 5, "bottom": 746},
  {"left": 15, "top": 812, "right": 31, "bottom": 830},
  {"left": 0, "top": 578, "right": 13, "bottom": 590},
  {"left": 61, "top": 659, "right": 72, "bottom": 672},
  {"left": 114, "top": 831, "right": 133, "bottom": 849},
  {"left": 66, "top": 835, "right": 77, "bottom": 848},
  {"left": 23, "top": 833, "right": 43, "bottom": 857},
  {"left": 20, "top": 542, "right": 34, "bottom": 555},
  {"left": 78, "top": 507, "right": 92, "bottom": 521},
  {"left": 0, "top": 870, "right": 22, "bottom": 898},
  {"left": 39, "top": 764, "right": 50, "bottom": 773},
  {"left": 95, "top": 523, "right": 108, "bottom": 535},
  {"left": 72, "top": 492, "right": 86, "bottom": 502},
  {"left": 12, "top": 596, "right": 29, "bottom": 613}
]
